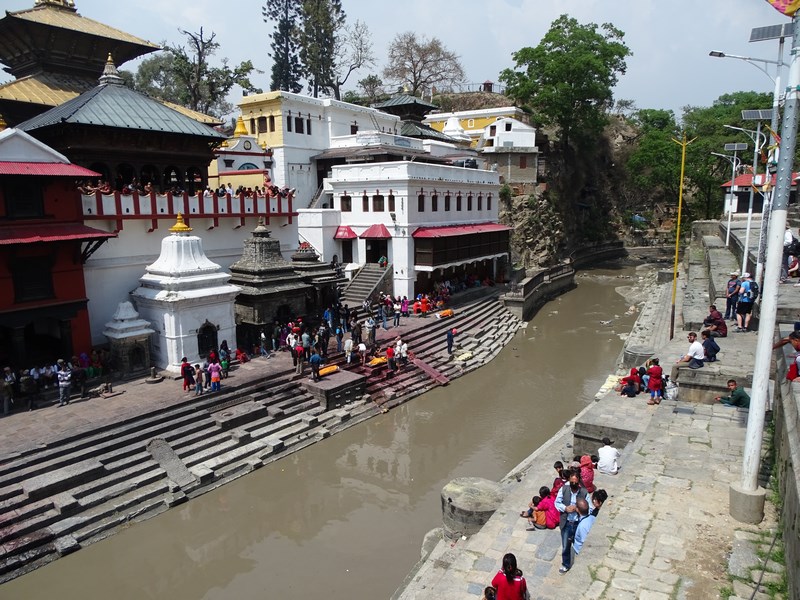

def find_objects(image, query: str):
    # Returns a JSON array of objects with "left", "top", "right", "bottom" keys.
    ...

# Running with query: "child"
[
  {"left": 550, "top": 461, "right": 565, "bottom": 499},
  {"left": 481, "top": 586, "right": 496, "bottom": 600},
  {"left": 193, "top": 365, "right": 203, "bottom": 396},
  {"left": 525, "top": 496, "right": 546, "bottom": 531},
  {"left": 591, "top": 489, "right": 608, "bottom": 517},
  {"left": 580, "top": 455, "right": 596, "bottom": 494}
]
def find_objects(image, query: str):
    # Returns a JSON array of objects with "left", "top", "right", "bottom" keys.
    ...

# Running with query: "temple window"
[
  {"left": 431, "top": 194, "right": 438, "bottom": 212},
  {"left": 362, "top": 195, "right": 369, "bottom": 212},
  {"left": 467, "top": 195, "right": 473, "bottom": 210},
  {"left": 3, "top": 178, "right": 44, "bottom": 218},
  {"left": 388, "top": 194, "right": 395, "bottom": 212},
  {"left": 12, "top": 256, "right": 53, "bottom": 302},
  {"left": 257, "top": 116, "right": 267, "bottom": 133},
  {"left": 417, "top": 194, "right": 425, "bottom": 212},
  {"left": 477, "top": 194, "right": 483, "bottom": 210},
  {"left": 444, "top": 195, "right": 451, "bottom": 211},
  {"left": 340, "top": 195, "right": 352, "bottom": 212},
  {"left": 456, "top": 195, "right": 462, "bottom": 211},
  {"left": 373, "top": 194, "right": 384, "bottom": 212},
  {"left": 269, "top": 115, "right": 275, "bottom": 131},
  {"left": 294, "top": 117, "right": 304, "bottom": 134},
  {"left": 286, "top": 116, "right": 292, "bottom": 132}
]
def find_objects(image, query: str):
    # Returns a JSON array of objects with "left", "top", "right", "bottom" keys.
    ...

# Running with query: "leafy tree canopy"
[
  {"left": 127, "top": 28, "right": 259, "bottom": 118},
  {"left": 500, "top": 15, "right": 631, "bottom": 149}
]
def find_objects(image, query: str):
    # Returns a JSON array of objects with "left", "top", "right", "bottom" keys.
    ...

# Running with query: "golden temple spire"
[
  {"left": 169, "top": 213, "right": 193, "bottom": 233},
  {"left": 233, "top": 115, "right": 248, "bottom": 137}
]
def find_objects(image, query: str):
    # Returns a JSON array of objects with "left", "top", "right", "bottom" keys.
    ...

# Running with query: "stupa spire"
[
  {"left": 169, "top": 213, "right": 193, "bottom": 233},
  {"left": 99, "top": 53, "right": 124, "bottom": 86}
]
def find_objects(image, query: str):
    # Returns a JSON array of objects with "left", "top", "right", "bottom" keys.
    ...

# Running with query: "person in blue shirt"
[
  {"left": 309, "top": 349, "right": 323, "bottom": 382},
  {"left": 735, "top": 273, "right": 755, "bottom": 332},
  {"left": 572, "top": 498, "right": 596, "bottom": 557}
]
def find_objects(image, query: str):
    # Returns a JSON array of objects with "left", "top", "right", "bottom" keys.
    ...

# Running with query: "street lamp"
[
  {"left": 710, "top": 37, "right": 787, "bottom": 287},
  {"left": 711, "top": 148, "right": 744, "bottom": 246},
  {"left": 724, "top": 124, "right": 767, "bottom": 275}
]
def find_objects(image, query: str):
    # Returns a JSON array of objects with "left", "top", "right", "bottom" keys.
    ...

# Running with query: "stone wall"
[{"left": 771, "top": 332, "right": 800, "bottom": 600}]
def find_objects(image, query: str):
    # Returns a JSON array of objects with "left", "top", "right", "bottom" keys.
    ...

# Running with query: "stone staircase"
[
  {"left": 340, "top": 263, "right": 392, "bottom": 307},
  {"left": 0, "top": 293, "right": 522, "bottom": 583}
]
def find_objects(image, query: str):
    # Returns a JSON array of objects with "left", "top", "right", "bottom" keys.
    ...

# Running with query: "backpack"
[{"left": 748, "top": 280, "right": 759, "bottom": 300}]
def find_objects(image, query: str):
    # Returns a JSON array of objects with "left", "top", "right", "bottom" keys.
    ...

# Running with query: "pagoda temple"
[{"left": 0, "top": 0, "right": 162, "bottom": 126}]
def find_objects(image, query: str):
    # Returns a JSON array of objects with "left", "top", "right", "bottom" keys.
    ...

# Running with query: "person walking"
[
  {"left": 446, "top": 328, "right": 457, "bottom": 354},
  {"left": 555, "top": 472, "right": 589, "bottom": 574},
  {"left": 208, "top": 361, "right": 222, "bottom": 392},
  {"left": 309, "top": 349, "right": 323, "bottom": 382}
]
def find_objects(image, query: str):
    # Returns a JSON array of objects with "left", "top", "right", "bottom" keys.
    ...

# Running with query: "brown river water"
[{"left": 1, "top": 264, "right": 648, "bottom": 600}]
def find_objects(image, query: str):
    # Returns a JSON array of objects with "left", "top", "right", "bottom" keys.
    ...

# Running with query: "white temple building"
[{"left": 131, "top": 215, "right": 240, "bottom": 373}]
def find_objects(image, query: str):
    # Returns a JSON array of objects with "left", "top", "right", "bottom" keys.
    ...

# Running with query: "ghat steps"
[{"left": 0, "top": 293, "right": 522, "bottom": 582}]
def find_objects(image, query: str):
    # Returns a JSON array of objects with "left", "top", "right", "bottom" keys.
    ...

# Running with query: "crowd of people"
[
  {"left": 485, "top": 438, "right": 618, "bottom": 598},
  {"left": 1, "top": 349, "right": 112, "bottom": 414},
  {"left": 76, "top": 178, "right": 296, "bottom": 201}
]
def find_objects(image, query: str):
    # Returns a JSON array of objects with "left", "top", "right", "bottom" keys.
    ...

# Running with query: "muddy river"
[{"left": 2, "top": 264, "right": 649, "bottom": 600}]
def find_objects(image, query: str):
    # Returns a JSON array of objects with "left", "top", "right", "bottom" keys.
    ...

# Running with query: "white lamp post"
[{"left": 711, "top": 150, "right": 743, "bottom": 246}]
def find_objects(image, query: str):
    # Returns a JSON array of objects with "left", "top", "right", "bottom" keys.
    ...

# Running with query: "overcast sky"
[{"left": 6, "top": 0, "right": 793, "bottom": 117}]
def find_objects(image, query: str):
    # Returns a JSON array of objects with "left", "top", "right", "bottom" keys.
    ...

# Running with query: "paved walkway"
[{"left": 396, "top": 233, "right": 782, "bottom": 599}]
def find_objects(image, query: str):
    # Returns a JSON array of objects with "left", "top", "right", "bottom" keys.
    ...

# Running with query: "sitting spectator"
[
  {"left": 550, "top": 462, "right": 566, "bottom": 499},
  {"left": 535, "top": 486, "right": 559, "bottom": 529},
  {"left": 580, "top": 455, "right": 596, "bottom": 494},
  {"left": 714, "top": 379, "right": 750, "bottom": 408},
  {"left": 523, "top": 495, "right": 547, "bottom": 530},
  {"left": 235, "top": 348, "right": 250, "bottom": 363},
  {"left": 619, "top": 367, "right": 640, "bottom": 397},
  {"left": 671, "top": 332, "right": 705, "bottom": 383},
  {"left": 789, "top": 255, "right": 800, "bottom": 279},
  {"left": 701, "top": 330, "right": 720, "bottom": 362},
  {"left": 702, "top": 304, "right": 727, "bottom": 338},
  {"left": 597, "top": 437, "right": 620, "bottom": 475}
]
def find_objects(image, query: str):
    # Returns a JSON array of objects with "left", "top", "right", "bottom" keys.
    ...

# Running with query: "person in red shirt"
[
  {"left": 550, "top": 461, "right": 566, "bottom": 499},
  {"left": 386, "top": 345, "right": 397, "bottom": 373},
  {"left": 491, "top": 553, "right": 527, "bottom": 600}
]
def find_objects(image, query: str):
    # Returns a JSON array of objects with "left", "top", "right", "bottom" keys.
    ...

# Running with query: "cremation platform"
[{"left": 301, "top": 369, "right": 366, "bottom": 411}]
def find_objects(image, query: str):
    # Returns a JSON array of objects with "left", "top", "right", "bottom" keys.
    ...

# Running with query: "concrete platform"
[{"left": 301, "top": 369, "right": 366, "bottom": 411}]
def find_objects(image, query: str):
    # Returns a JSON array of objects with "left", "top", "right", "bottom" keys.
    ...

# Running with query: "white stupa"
[
  {"left": 131, "top": 214, "right": 240, "bottom": 373},
  {"left": 442, "top": 116, "right": 472, "bottom": 145}
]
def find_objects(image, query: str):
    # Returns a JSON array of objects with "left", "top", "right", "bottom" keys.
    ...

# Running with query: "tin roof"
[
  {"left": 17, "top": 73, "right": 225, "bottom": 139},
  {"left": 0, "top": 161, "right": 99, "bottom": 176},
  {"left": 0, "top": 73, "right": 94, "bottom": 107},
  {"left": 0, "top": 223, "right": 115, "bottom": 245}
]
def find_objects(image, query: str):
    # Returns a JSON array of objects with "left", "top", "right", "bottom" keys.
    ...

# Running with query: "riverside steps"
[
  {"left": 0, "top": 288, "right": 524, "bottom": 583},
  {"left": 395, "top": 221, "right": 794, "bottom": 600}
]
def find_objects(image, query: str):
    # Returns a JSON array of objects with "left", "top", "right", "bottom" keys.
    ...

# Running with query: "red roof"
[
  {"left": 722, "top": 172, "right": 800, "bottom": 187},
  {"left": 0, "top": 162, "right": 101, "bottom": 177},
  {"left": 360, "top": 223, "right": 392, "bottom": 239},
  {"left": 334, "top": 225, "right": 357, "bottom": 239},
  {"left": 412, "top": 223, "right": 511, "bottom": 238},
  {"left": 0, "top": 224, "right": 116, "bottom": 245}
]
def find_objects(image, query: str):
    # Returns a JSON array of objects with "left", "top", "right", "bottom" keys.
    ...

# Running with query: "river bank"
[
  {"left": 1, "top": 264, "right": 650, "bottom": 599},
  {"left": 394, "top": 226, "right": 788, "bottom": 600}
]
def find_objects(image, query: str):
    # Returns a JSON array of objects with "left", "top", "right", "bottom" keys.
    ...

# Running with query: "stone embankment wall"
[
  {"left": 771, "top": 329, "right": 800, "bottom": 600},
  {"left": 501, "top": 241, "right": 627, "bottom": 320}
]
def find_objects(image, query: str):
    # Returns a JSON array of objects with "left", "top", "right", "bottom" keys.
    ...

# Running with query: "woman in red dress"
[
  {"left": 491, "top": 553, "right": 527, "bottom": 600},
  {"left": 646, "top": 358, "right": 664, "bottom": 405}
]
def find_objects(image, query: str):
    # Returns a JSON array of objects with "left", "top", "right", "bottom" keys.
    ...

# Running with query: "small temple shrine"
[
  {"left": 131, "top": 214, "right": 240, "bottom": 373},
  {"left": 228, "top": 218, "right": 312, "bottom": 351}
]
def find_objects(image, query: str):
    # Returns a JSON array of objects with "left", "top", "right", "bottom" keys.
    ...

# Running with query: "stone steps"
[{"left": 0, "top": 292, "right": 523, "bottom": 584}]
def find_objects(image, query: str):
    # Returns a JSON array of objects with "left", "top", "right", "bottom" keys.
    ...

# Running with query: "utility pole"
[
  {"left": 669, "top": 133, "right": 695, "bottom": 340},
  {"left": 730, "top": 10, "right": 800, "bottom": 524}
]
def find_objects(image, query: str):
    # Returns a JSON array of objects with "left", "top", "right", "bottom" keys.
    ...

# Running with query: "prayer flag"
[{"left": 765, "top": 0, "right": 800, "bottom": 16}]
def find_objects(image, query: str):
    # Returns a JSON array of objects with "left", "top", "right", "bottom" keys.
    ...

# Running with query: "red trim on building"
[
  {"left": 360, "top": 223, "right": 392, "bottom": 239},
  {"left": 334, "top": 225, "right": 357, "bottom": 239},
  {"left": 722, "top": 172, "right": 800, "bottom": 187},
  {"left": 411, "top": 223, "right": 511, "bottom": 238},
  {"left": 0, "top": 162, "right": 100, "bottom": 177},
  {"left": 0, "top": 224, "right": 116, "bottom": 245}
]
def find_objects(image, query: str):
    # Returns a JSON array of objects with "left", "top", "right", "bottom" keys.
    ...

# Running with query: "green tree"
[
  {"left": 299, "top": 0, "right": 345, "bottom": 98},
  {"left": 131, "top": 28, "right": 259, "bottom": 118},
  {"left": 500, "top": 15, "right": 631, "bottom": 149},
  {"left": 262, "top": 0, "right": 304, "bottom": 93},
  {"left": 681, "top": 91, "right": 773, "bottom": 220},
  {"left": 358, "top": 74, "right": 384, "bottom": 103},
  {"left": 383, "top": 32, "right": 465, "bottom": 96},
  {"left": 625, "top": 109, "right": 682, "bottom": 205}
]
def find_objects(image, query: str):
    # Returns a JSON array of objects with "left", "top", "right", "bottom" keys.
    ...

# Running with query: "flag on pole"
[{"left": 765, "top": 0, "right": 800, "bottom": 15}]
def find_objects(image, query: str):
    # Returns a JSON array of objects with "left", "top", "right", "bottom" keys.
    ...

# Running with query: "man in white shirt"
[
  {"left": 597, "top": 437, "right": 620, "bottom": 475},
  {"left": 671, "top": 331, "right": 705, "bottom": 381}
]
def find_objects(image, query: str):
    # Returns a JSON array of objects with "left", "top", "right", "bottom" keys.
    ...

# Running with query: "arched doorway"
[
  {"left": 197, "top": 321, "right": 218, "bottom": 359},
  {"left": 116, "top": 163, "right": 136, "bottom": 191},
  {"left": 186, "top": 167, "right": 203, "bottom": 195}
]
